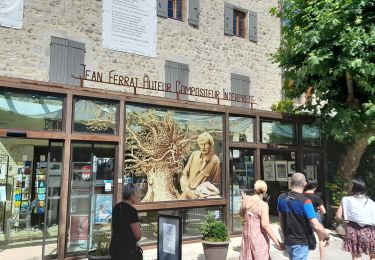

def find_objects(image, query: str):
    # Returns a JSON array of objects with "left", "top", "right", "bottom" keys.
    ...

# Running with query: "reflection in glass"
[
  {"left": 0, "top": 90, "right": 64, "bottom": 131},
  {"left": 139, "top": 206, "right": 223, "bottom": 243},
  {"left": 67, "top": 143, "right": 115, "bottom": 255},
  {"left": 73, "top": 99, "right": 118, "bottom": 134},
  {"left": 230, "top": 149, "right": 254, "bottom": 232},
  {"left": 261, "top": 121, "right": 295, "bottom": 145},
  {"left": 302, "top": 125, "right": 321, "bottom": 146},
  {"left": 303, "top": 152, "right": 321, "bottom": 182},
  {"left": 125, "top": 104, "right": 223, "bottom": 202},
  {"left": 229, "top": 116, "right": 254, "bottom": 142}
]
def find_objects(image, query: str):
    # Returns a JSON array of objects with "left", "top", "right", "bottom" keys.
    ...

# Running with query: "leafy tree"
[{"left": 270, "top": 0, "right": 375, "bottom": 184}]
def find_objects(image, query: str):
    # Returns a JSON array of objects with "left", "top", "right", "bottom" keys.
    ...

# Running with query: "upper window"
[
  {"left": 224, "top": 3, "right": 257, "bottom": 42},
  {"left": 49, "top": 37, "right": 85, "bottom": 87},
  {"left": 0, "top": 89, "right": 64, "bottom": 131},
  {"left": 233, "top": 10, "right": 246, "bottom": 38},
  {"left": 302, "top": 125, "right": 321, "bottom": 146},
  {"left": 229, "top": 116, "right": 255, "bottom": 142},
  {"left": 73, "top": 98, "right": 118, "bottom": 134},
  {"left": 168, "top": 0, "right": 184, "bottom": 20},
  {"left": 261, "top": 120, "right": 295, "bottom": 145}
]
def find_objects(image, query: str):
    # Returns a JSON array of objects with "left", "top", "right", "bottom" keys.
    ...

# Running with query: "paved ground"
[
  {"left": 142, "top": 224, "right": 353, "bottom": 260},
  {"left": 0, "top": 223, "right": 357, "bottom": 259}
]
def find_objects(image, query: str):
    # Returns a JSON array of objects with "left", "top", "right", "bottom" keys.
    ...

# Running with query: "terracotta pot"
[{"left": 202, "top": 240, "right": 230, "bottom": 260}]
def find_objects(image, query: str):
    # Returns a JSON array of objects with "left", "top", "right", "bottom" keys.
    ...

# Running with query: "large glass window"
[
  {"left": 125, "top": 104, "right": 223, "bottom": 203},
  {"left": 302, "top": 125, "right": 321, "bottom": 146},
  {"left": 139, "top": 206, "right": 223, "bottom": 243},
  {"left": 230, "top": 149, "right": 255, "bottom": 232},
  {"left": 0, "top": 89, "right": 64, "bottom": 131},
  {"left": 73, "top": 98, "right": 118, "bottom": 134},
  {"left": 229, "top": 116, "right": 254, "bottom": 142},
  {"left": 261, "top": 120, "right": 295, "bottom": 145},
  {"left": 67, "top": 143, "right": 115, "bottom": 255}
]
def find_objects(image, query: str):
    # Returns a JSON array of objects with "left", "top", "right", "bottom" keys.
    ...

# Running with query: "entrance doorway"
[
  {"left": 229, "top": 148, "right": 255, "bottom": 233},
  {"left": 0, "top": 138, "right": 63, "bottom": 259}
]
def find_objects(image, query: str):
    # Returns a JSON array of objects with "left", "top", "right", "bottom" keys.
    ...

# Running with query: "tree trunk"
[
  {"left": 337, "top": 133, "right": 371, "bottom": 189},
  {"left": 142, "top": 169, "right": 180, "bottom": 202}
]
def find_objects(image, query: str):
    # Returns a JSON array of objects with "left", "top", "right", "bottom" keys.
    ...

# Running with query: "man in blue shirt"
[{"left": 277, "top": 172, "right": 330, "bottom": 260}]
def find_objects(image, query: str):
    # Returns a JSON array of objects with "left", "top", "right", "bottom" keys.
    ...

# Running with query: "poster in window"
[
  {"left": 287, "top": 161, "right": 296, "bottom": 176},
  {"left": 70, "top": 215, "right": 89, "bottom": 242},
  {"left": 305, "top": 165, "right": 316, "bottom": 181},
  {"left": 48, "top": 162, "right": 62, "bottom": 175},
  {"left": 275, "top": 161, "right": 288, "bottom": 182},
  {"left": 95, "top": 194, "right": 112, "bottom": 224},
  {"left": 125, "top": 105, "right": 223, "bottom": 202},
  {"left": 263, "top": 161, "right": 275, "bottom": 181}
]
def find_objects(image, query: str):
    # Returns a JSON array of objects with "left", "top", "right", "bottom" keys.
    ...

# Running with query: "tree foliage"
[{"left": 270, "top": 0, "right": 375, "bottom": 143}]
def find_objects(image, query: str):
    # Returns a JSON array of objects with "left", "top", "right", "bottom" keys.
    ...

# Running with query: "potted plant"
[
  {"left": 88, "top": 232, "right": 111, "bottom": 260},
  {"left": 201, "top": 211, "right": 230, "bottom": 260}
]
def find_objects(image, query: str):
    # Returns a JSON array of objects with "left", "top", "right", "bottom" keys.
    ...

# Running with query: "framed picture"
[
  {"left": 158, "top": 214, "right": 182, "bottom": 260},
  {"left": 48, "top": 162, "right": 62, "bottom": 175},
  {"left": 70, "top": 215, "right": 89, "bottom": 243},
  {"left": 263, "top": 161, "right": 275, "bottom": 181},
  {"left": 275, "top": 161, "right": 288, "bottom": 182},
  {"left": 305, "top": 165, "right": 316, "bottom": 181},
  {"left": 287, "top": 161, "right": 296, "bottom": 176},
  {"left": 94, "top": 194, "right": 112, "bottom": 224}
]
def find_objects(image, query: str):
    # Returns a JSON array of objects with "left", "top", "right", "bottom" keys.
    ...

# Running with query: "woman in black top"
[
  {"left": 304, "top": 179, "right": 326, "bottom": 260},
  {"left": 110, "top": 183, "right": 142, "bottom": 260}
]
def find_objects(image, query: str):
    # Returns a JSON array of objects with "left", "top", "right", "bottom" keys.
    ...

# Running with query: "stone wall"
[{"left": 0, "top": 0, "right": 281, "bottom": 111}]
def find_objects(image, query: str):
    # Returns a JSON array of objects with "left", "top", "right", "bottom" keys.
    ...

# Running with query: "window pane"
[
  {"left": 0, "top": 89, "right": 64, "bottom": 131},
  {"left": 230, "top": 149, "right": 254, "bottom": 232},
  {"left": 168, "top": 0, "right": 173, "bottom": 17},
  {"left": 67, "top": 143, "right": 115, "bottom": 254},
  {"left": 302, "top": 125, "right": 321, "bottom": 146},
  {"left": 125, "top": 104, "right": 224, "bottom": 202},
  {"left": 73, "top": 98, "right": 118, "bottom": 134},
  {"left": 261, "top": 121, "right": 295, "bottom": 145},
  {"left": 233, "top": 14, "right": 237, "bottom": 35},
  {"left": 229, "top": 116, "right": 254, "bottom": 142}
]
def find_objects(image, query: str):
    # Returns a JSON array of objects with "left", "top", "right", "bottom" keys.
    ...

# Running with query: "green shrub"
[
  {"left": 327, "top": 176, "right": 348, "bottom": 205},
  {"left": 90, "top": 232, "right": 111, "bottom": 256},
  {"left": 201, "top": 211, "right": 229, "bottom": 242}
]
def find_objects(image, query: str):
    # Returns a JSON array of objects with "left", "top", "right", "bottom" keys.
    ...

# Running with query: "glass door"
[
  {"left": 230, "top": 149, "right": 255, "bottom": 232},
  {"left": 42, "top": 140, "right": 64, "bottom": 259},
  {"left": 66, "top": 143, "right": 115, "bottom": 255}
]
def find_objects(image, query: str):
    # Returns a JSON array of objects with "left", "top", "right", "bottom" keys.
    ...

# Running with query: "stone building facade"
[
  {"left": 0, "top": 0, "right": 281, "bottom": 110},
  {"left": 0, "top": 1, "right": 325, "bottom": 260}
]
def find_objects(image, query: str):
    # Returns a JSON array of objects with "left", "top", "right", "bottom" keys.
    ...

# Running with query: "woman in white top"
[{"left": 336, "top": 179, "right": 375, "bottom": 260}]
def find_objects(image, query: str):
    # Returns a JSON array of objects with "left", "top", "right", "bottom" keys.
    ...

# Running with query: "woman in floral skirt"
[{"left": 336, "top": 179, "right": 375, "bottom": 260}]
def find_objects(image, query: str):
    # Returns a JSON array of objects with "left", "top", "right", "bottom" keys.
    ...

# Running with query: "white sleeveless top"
[{"left": 342, "top": 195, "right": 375, "bottom": 227}]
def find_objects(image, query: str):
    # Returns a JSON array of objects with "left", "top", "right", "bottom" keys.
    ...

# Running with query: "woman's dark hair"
[
  {"left": 305, "top": 179, "right": 318, "bottom": 190},
  {"left": 122, "top": 183, "right": 136, "bottom": 200},
  {"left": 350, "top": 179, "right": 366, "bottom": 195}
]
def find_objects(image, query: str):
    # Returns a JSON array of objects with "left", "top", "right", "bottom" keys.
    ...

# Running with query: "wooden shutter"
[
  {"left": 66, "top": 40, "right": 85, "bottom": 87},
  {"left": 231, "top": 74, "right": 250, "bottom": 108},
  {"left": 224, "top": 3, "right": 233, "bottom": 36},
  {"left": 49, "top": 37, "right": 85, "bottom": 87},
  {"left": 188, "top": 0, "right": 199, "bottom": 26},
  {"left": 178, "top": 63, "right": 189, "bottom": 101},
  {"left": 49, "top": 37, "right": 69, "bottom": 84},
  {"left": 157, "top": 0, "right": 168, "bottom": 18},
  {"left": 249, "top": 11, "right": 257, "bottom": 42},
  {"left": 165, "top": 61, "right": 179, "bottom": 99}
]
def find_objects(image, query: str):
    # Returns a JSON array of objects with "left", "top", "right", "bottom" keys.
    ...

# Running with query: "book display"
[
  {"left": 14, "top": 161, "right": 32, "bottom": 211},
  {"left": 35, "top": 162, "right": 47, "bottom": 214}
]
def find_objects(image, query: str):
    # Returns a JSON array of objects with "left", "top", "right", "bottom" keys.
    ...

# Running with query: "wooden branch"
[{"left": 346, "top": 70, "right": 354, "bottom": 104}]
